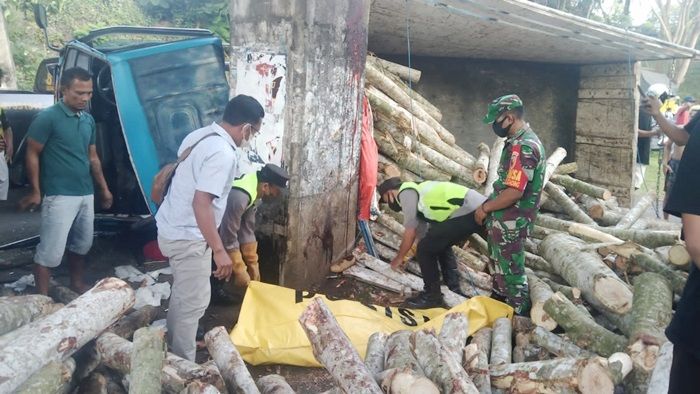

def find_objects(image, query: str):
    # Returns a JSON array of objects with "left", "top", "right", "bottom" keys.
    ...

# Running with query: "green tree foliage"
[
  {"left": 1, "top": 0, "right": 151, "bottom": 90},
  {"left": 135, "top": 0, "right": 229, "bottom": 39}
]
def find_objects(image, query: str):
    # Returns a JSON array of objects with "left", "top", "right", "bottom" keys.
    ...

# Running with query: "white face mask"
[{"left": 239, "top": 123, "right": 258, "bottom": 149}]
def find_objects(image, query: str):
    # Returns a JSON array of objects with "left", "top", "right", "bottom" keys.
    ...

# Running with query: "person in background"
[
  {"left": 155, "top": 95, "right": 263, "bottom": 361},
  {"left": 0, "top": 105, "right": 13, "bottom": 201},
  {"left": 19, "top": 68, "right": 113, "bottom": 295},
  {"left": 663, "top": 96, "right": 695, "bottom": 220},
  {"left": 477, "top": 94, "right": 545, "bottom": 315},
  {"left": 644, "top": 91, "right": 700, "bottom": 393}
]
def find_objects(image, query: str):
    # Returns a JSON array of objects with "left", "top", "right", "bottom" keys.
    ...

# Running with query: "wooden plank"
[
  {"left": 575, "top": 100, "right": 637, "bottom": 138},
  {"left": 578, "top": 89, "right": 634, "bottom": 100},
  {"left": 575, "top": 135, "right": 633, "bottom": 148},
  {"left": 575, "top": 144, "right": 634, "bottom": 186},
  {"left": 579, "top": 75, "right": 636, "bottom": 90}
]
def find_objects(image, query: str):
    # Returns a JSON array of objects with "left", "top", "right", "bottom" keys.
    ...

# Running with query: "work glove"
[
  {"left": 240, "top": 242, "right": 260, "bottom": 281},
  {"left": 228, "top": 249, "right": 251, "bottom": 288}
]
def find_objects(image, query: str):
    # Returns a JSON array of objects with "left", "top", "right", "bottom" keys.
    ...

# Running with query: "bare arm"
[
  {"left": 18, "top": 139, "right": 44, "bottom": 211},
  {"left": 662, "top": 139, "right": 672, "bottom": 165},
  {"left": 682, "top": 214, "right": 700, "bottom": 270},
  {"left": 637, "top": 129, "right": 658, "bottom": 138},
  {"left": 644, "top": 98, "right": 690, "bottom": 145},
  {"left": 193, "top": 190, "right": 232, "bottom": 280},
  {"left": 4, "top": 126, "right": 12, "bottom": 162},
  {"left": 89, "top": 145, "right": 112, "bottom": 209},
  {"left": 393, "top": 227, "right": 417, "bottom": 264}
]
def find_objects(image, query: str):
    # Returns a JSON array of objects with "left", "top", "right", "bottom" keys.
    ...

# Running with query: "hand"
[
  {"left": 641, "top": 96, "right": 662, "bottom": 116},
  {"left": 3, "top": 142, "right": 11, "bottom": 164},
  {"left": 390, "top": 256, "right": 405, "bottom": 272},
  {"left": 212, "top": 249, "right": 233, "bottom": 281},
  {"left": 663, "top": 164, "right": 672, "bottom": 175},
  {"left": 99, "top": 187, "right": 113, "bottom": 210},
  {"left": 475, "top": 204, "right": 488, "bottom": 226},
  {"left": 19, "top": 191, "right": 41, "bottom": 212}
]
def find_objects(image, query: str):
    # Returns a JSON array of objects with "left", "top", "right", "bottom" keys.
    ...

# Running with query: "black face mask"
[
  {"left": 388, "top": 200, "right": 402, "bottom": 212},
  {"left": 492, "top": 117, "right": 510, "bottom": 138}
]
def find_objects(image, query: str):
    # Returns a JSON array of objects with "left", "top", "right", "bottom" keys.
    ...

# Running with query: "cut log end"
[
  {"left": 629, "top": 339, "right": 661, "bottom": 372},
  {"left": 578, "top": 359, "right": 615, "bottom": 394},
  {"left": 668, "top": 243, "right": 691, "bottom": 267},
  {"left": 594, "top": 276, "right": 633, "bottom": 314},
  {"left": 530, "top": 303, "right": 557, "bottom": 332},
  {"left": 588, "top": 204, "right": 604, "bottom": 219},
  {"left": 472, "top": 168, "right": 487, "bottom": 184},
  {"left": 601, "top": 190, "right": 612, "bottom": 201}
]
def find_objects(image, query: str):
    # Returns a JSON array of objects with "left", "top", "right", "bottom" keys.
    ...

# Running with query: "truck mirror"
[
  {"left": 34, "top": 58, "right": 58, "bottom": 94},
  {"left": 33, "top": 4, "right": 48, "bottom": 30}
]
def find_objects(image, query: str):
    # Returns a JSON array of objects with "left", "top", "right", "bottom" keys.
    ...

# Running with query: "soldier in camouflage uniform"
[{"left": 475, "top": 94, "right": 545, "bottom": 315}]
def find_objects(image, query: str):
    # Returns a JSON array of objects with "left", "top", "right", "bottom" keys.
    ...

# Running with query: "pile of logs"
[
  {"left": 337, "top": 56, "right": 688, "bottom": 393},
  {"left": 0, "top": 278, "right": 296, "bottom": 394}
]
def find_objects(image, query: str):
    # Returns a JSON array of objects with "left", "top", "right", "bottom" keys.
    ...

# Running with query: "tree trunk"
[
  {"left": 374, "top": 128, "right": 450, "bottom": 181},
  {"left": 378, "top": 154, "right": 422, "bottom": 183},
  {"left": 484, "top": 137, "right": 506, "bottom": 197},
  {"left": 96, "top": 332, "right": 226, "bottom": 393},
  {"left": 596, "top": 209, "right": 624, "bottom": 227},
  {"left": 370, "top": 221, "right": 403, "bottom": 250},
  {"left": 0, "top": 278, "right": 135, "bottom": 393},
  {"left": 385, "top": 330, "right": 425, "bottom": 375},
  {"left": 465, "top": 328, "right": 492, "bottom": 394},
  {"left": 468, "top": 234, "right": 489, "bottom": 256},
  {"left": 554, "top": 162, "right": 578, "bottom": 175},
  {"left": 376, "top": 213, "right": 405, "bottom": 237},
  {"left": 109, "top": 305, "right": 159, "bottom": 339},
  {"left": 614, "top": 194, "right": 654, "bottom": 229},
  {"left": 539, "top": 197, "right": 566, "bottom": 214},
  {"left": 0, "top": 294, "right": 57, "bottom": 336},
  {"left": 668, "top": 242, "right": 691, "bottom": 267},
  {"left": 452, "top": 246, "right": 487, "bottom": 273},
  {"left": 130, "top": 327, "right": 165, "bottom": 394},
  {"left": 540, "top": 278, "right": 581, "bottom": 301},
  {"left": 364, "top": 331, "right": 387, "bottom": 377},
  {"left": 181, "top": 381, "right": 222, "bottom": 394},
  {"left": 47, "top": 282, "right": 80, "bottom": 304},
  {"left": 543, "top": 147, "right": 568, "bottom": 185},
  {"left": 256, "top": 374, "right": 295, "bottom": 394},
  {"left": 204, "top": 326, "right": 259, "bottom": 394},
  {"left": 15, "top": 358, "right": 75, "bottom": 394},
  {"left": 378, "top": 367, "right": 439, "bottom": 394},
  {"left": 551, "top": 174, "right": 612, "bottom": 200},
  {"left": 439, "top": 313, "right": 469, "bottom": 363},
  {"left": 646, "top": 341, "right": 673, "bottom": 394},
  {"left": 526, "top": 272, "right": 557, "bottom": 331},
  {"left": 411, "top": 330, "right": 479, "bottom": 394},
  {"left": 529, "top": 326, "right": 593, "bottom": 358},
  {"left": 512, "top": 315, "right": 536, "bottom": 333},
  {"left": 386, "top": 72, "right": 442, "bottom": 121},
  {"left": 298, "top": 298, "right": 382, "bottom": 394},
  {"left": 578, "top": 194, "right": 605, "bottom": 219},
  {"left": 539, "top": 233, "right": 633, "bottom": 314},
  {"left": 368, "top": 55, "right": 422, "bottom": 85},
  {"left": 543, "top": 293, "right": 627, "bottom": 357},
  {"left": 489, "top": 356, "right": 616, "bottom": 394},
  {"left": 630, "top": 252, "right": 686, "bottom": 295},
  {"left": 344, "top": 264, "right": 409, "bottom": 294},
  {"left": 473, "top": 143, "right": 490, "bottom": 184},
  {"left": 76, "top": 370, "right": 111, "bottom": 394},
  {"left": 544, "top": 183, "right": 597, "bottom": 225},
  {"left": 490, "top": 317, "right": 512, "bottom": 366},
  {"left": 356, "top": 253, "right": 423, "bottom": 292}
]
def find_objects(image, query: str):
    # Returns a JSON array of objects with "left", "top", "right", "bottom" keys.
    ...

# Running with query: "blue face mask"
[{"left": 492, "top": 117, "right": 510, "bottom": 138}]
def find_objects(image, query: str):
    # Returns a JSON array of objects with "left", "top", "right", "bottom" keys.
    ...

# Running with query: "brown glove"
[
  {"left": 228, "top": 249, "right": 251, "bottom": 288},
  {"left": 240, "top": 242, "right": 260, "bottom": 281}
]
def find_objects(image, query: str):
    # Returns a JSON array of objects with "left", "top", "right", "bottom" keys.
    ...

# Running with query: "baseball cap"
[
  {"left": 258, "top": 164, "right": 289, "bottom": 189},
  {"left": 483, "top": 94, "right": 523, "bottom": 124},
  {"left": 683, "top": 96, "right": 696, "bottom": 103},
  {"left": 377, "top": 177, "right": 402, "bottom": 197}
]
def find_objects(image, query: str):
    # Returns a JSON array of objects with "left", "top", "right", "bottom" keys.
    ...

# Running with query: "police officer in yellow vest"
[
  {"left": 377, "top": 177, "right": 487, "bottom": 308},
  {"left": 219, "top": 164, "right": 289, "bottom": 287}
]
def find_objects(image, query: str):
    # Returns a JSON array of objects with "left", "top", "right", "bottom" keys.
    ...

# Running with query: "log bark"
[
  {"left": 473, "top": 143, "right": 490, "bottom": 184},
  {"left": 356, "top": 253, "right": 423, "bottom": 292},
  {"left": 369, "top": 221, "right": 403, "bottom": 250},
  {"left": 109, "top": 305, "right": 159, "bottom": 339},
  {"left": 596, "top": 209, "right": 624, "bottom": 227},
  {"left": 343, "top": 264, "right": 408, "bottom": 294},
  {"left": 368, "top": 56, "right": 422, "bottom": 85},
  {"left": 578, "top": 194, "right": 605, "bottom": 219},
  {"left": 646, "top": 341, "right": 673, "bottom": 394},
  {"left": 539, "top": 233, "right": 632, "bottom": 314},
  {"left": 539, "top": 278, "right": 581, "bottom": 301},
  {"left": 630, "top": 252, "right": 687, "bottom": 295},
  {"left": 374, "top": 128, "right": 450, "bottom": 181},
  {"left": 452, "top": 246, "right": 487, "bottom": 273},
  {"left": 543, "top": 292, "right": 627, "bottom": 357},
  {"left": 0, "top": 278, "right": 135, "bottom": 393},
  {"left": 468, "top": 234, "right": 488, "bottom": 255},
  {"left": 551, "top": 174, "right": 612, "bottom": 200},
  {"left": 386, "top": 72, "right": 442, "bottom": 121},
  {"left": 544, "top": 183, "right": 597, "bottom": 225},
  {"left": 204, "top": 326, "right": 260, "bottom": 394},
  {"left": 411, "top": 330, "right": 479, "bottom": 394},
  {"left": 668, "top": 242, "right": 691, "bottom": 267},
  {"left": 526, "top": 272, "right": 557, "bottom": 331},
  {"left": 76, "top": 370, "right": 110, "bottom": 394},
  {"left": 483, "top": 137, "right": 506, "bottom": 197},
  {"left": 614, "top": 194, "right": 654, "bottom": 229},
  {"left": 529, "top": 326, "right": 593, "bottom": 358},
  {"left": 96, "top": 332, "right": 225, "bottom": 393},
  {"left": 15, "top": 358, "right": 75, "bottom": 394},
  {"left": 298, "top": 298, "right": 382, "bottom": 394},
  {"left": 378, "top": 154, "right": 422, "bottom": 183},
  {"left": 376, "top": 213, "right": 405, "bottom": 237},
  {"left": 490, "top": 317, "right": 512, "bottom": 366},
  {"left": 512, "top": 316, "right": 536, "bottom": 333},
  {"left": 256, "top": 374, "right": 295, "bottom": 394},
  {"left": 130, "top": 327, "right": 165, "bottom": 394},
  {"left": 385, "top": 330, "right": 425, "bottom": 375},
  {"left": 489, "top": 356, "right": 616, "bottom": 394},
  {"left": 465, "top": 328, "right": 491, "bottom": 394},
  {"left": 439, "top": 313, "right": 469, "bottom": 363},
  {"left": 181, "top": 381, "right": 222, "bottom": 394},
  {"left": 0, "top": 294, "right": 56, "bottom": 336},
  {"left": 543, "top": 147, "right": 568, "bottom": 185},
  {"left": 364, "top": 332, "right": 387, "bottom": 377},
  {"left": 554, "top": 162, "right": 577, "bottom": 175},
  {"left": 378, "top": 367, "right": 439, "bottom": 394},
  {"left": 48, "top": 283, "right": 80, "bottom": 304},
  {"left": 539, "top": 198, "right": 566, "bottom": 215}
]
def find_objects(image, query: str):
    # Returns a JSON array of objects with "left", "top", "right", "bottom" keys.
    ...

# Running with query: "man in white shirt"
[{"left": 156, "top": 95, "right": 264, "bottom": 361}]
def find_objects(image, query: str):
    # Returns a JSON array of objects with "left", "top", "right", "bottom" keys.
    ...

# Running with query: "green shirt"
[{"left": 27, "top": 101, "right": 96, "bottom": 196}]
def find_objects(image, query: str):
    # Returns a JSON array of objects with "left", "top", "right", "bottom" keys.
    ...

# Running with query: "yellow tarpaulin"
[{"left": 230, "top": 281, "right": 513, "bottom": 367}]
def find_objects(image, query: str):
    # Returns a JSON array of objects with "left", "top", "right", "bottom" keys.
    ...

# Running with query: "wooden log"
[
  {"left": 452, "top": 246, "right": 487, "bottom": 273},
  {"left": 356, "top": 253, "right": 423, "bottom": 292},
  {"left": 614, "top": 194, "right": 654, "bottom": 229},
  {"left": 489, "top": 356, "right": 616, "bottom": 394},
  {"left": 530, "top": 225, "right": 561, "bottom": 240},
  {"left": 607, "top": 352, "right": 634, "bottom": 385},
  {"left": 526, "top": 271, "right": 557, "bottom": 331},
  {"left": 0, "top": 278, "right": 135, "bottom": 393},
  {"left": 376, "top": 213, "right": 405, "bottom": 237},
  {"left": 596, "top": 209, "right": 624, "bottom": 227},
  {"left": 539, "top": 233, "right": 632, "bottom": 314},
  {"left": 543, "top": 147, "right": 568, "bottom": 185},
  {"left": 364, "top": 332, "right": 387, "bottom": 377},
  {"left": 96, "top": 332, "right": 225, "bottom": 393},
  {"left": 385, "top": 330, "right": 425, "bottom": 375},
  {"left": 540, "top": 278, "right": 581, "bottom": 301},
  {"left": 468, "top": 234, "right": 489, "bottom": 255},
  {"left": 473, "top": 143, "right": 490, "bottom": 184},
  {"left": 668, "top": 242, "right": 691, "bottom": 267},
  {"left": 543, "top": 292, "right": 627, "bottom": 357},
  {"left": 257, "top": 374, "right": 295, "bottom": 394},
  {"left": 76, "top": 370, "right": 110, "bottom": 394},
  {"left": 483, "top": 137, "right": 505, "bottom": 197},
  {"left": 0, "top": 294, "right": 56, "bottom": 336},
  {"left": 539, "top": 197, "right": 566, "bottom": 215},
  {"left": 109, "top": 305, "right": 159, "bottom": 339},
  {"left": 511, "top": 316, "right": 535, "bottom": 333},
  {"left": 439, "top": 313, "right": 469, "bottom": 363},
  {"left": 369, "top": 221, "right": 403, "bottom": 250},
  {"left": 386, "top": 72, "right": 442, "bottom": 121},
  {"left": 554, "top": 162, "right": 577, "bottom": 175},
  {"left": 15, "top": 358, "right": 75, "bottom": 394},
  {"left": 490, "top": 317, "right": 512, "bottom": 366},
  {"left": 630, "top": 252, "right": 687, "bottom": 295},
  {"left": 130, "top": 327, "right": 165, "bottom": 394},
  {"left": 344, "top": 264, "right": 409, "bottom": 294},
  {"left": 377, "top": 367, "right": 439, "bottom": 394},
  {"left": 466, "top": 328, "right": 492, "bottom": 394},
  {"left": 524, "top": 253, "right": 555, "bottom": 274},
  {"left": 48, "top": 282, "right": 80, "bottom": 304},
  {"left": 368, "top": 56, "right": 422, "bottom": 85},
  {"left": 204, "top": 326, "right": 259, "bottom": 394},
  {"left": 411, "top": 330, "right": 479, "bottom": 394},
  {"left": 529, "top": 326, "right": 593, "bottom": 358},
  {"left": 646, "top": 341, "right": 673, "bottom": 394},
  {"left": 181, "top": 381, "right": 222, "bottom": 394},
  {"left": 643, "top": 218, "right": 682, "bottom": 231},
  {"left": 298, "top": 298, "right": 382, "bottom": 394},
  {"left": 578, "top": 194, "right": 606, "bottom": 219},
  {"left": 378, "top": 154, "right": 422, "bottom": 183},
  {"left": 551, "top": 174, "right": 612, "bottom": 200},
  {"left": 544, "top": 183, "right": 597, "bottom": 225},
  {"left": 374, "top": 129, "right": 450, "bottom": 181}
]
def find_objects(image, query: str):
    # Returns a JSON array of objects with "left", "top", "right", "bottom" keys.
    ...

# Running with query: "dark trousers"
[
  {"left": 669, "top": 345, "right": 700, "bottom": 394},
  {"left": 416, "top": 212, "right": 483, "bottom": 286}
]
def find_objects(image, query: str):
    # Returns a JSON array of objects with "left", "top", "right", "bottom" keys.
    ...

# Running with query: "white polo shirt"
[{"left": 156, "top": 122, "right": 241, "bottom": 241}]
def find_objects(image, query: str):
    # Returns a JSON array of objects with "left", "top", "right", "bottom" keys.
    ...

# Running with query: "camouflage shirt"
[{"left": 490, "top": 126, "right": 545, "bottom": 230}]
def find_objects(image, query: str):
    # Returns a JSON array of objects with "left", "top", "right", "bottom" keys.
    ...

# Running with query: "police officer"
[
  {"left": 219, "top": 163, "right": 289, "bottom": 287},
  {"left": 378, "top": 178, "right": 487, "bottom": 308},
  {"left": 476, "top": 94, "right": 545, "bottom": 315}
]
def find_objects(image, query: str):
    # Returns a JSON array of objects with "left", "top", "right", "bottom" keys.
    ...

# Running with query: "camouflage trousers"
[{"left": 486, "top": 218, "right": 530, "bottom": 315}]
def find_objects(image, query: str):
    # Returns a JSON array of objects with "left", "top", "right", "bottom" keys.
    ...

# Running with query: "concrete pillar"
[
  {"left": 230, "top": 0, "right": 370, "bottom": 288},
  {"left": 0, "top": 5, "right": 19, "bottom": 89}
]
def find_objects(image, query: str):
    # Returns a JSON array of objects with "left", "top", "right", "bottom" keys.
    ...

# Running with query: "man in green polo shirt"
[{"left": 20, "top": 67, "right": 113, "bottom": 295}]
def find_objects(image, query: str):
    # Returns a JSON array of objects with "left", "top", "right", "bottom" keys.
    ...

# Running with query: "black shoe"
[{"left": 405, "top": 291, "right": 443, "bottom": 309}]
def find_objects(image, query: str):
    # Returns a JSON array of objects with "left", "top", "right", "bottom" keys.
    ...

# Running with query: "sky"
[{"left": 629, "top": 0, "right": 654, "bottom": 25}]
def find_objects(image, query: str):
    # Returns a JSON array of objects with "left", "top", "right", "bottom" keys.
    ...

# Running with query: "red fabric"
[
  {"left": 143, "top": 240, "right": 167, "bottom": 261},
  {"left": 504, "top": 145, "right": 529, "bottom": 191},
  {"left": 676, "top": 107, "right": 690, "bottom": 126},
  {"left": 358, "top": 95, "right": 378, "bottom": 220}
]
